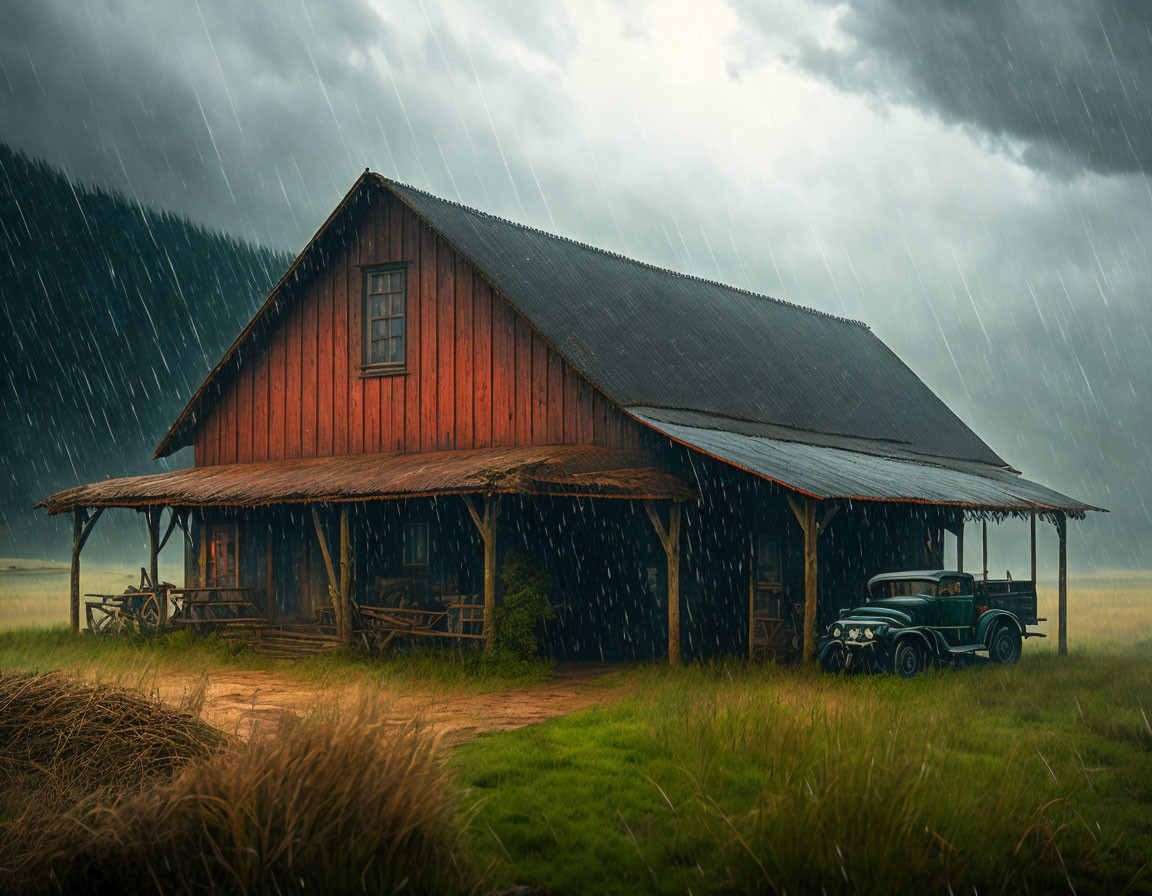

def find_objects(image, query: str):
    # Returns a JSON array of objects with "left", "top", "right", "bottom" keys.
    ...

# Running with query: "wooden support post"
[
  {"left": 786, "top": 494, "right": 819, "bottom": 665},
  {"left": 197, "top": 512, "right": 209, "bottom": 587},
  {"left": 1056, "top": 512, "right": 1068, "bottom": 656},
  {"left": 957, "top": 522, "right": 965, "bottom": 572},
  {"left": 644, "top": 500, "right": 682, "bottom": 666},
  {"left": 69, "top": 507, "right": 104, "bottom": 635},
  {"left": 71, "top": 510, "right": 85, "bottom": 636},
  {"left": 981, "top": 520, "right": 989, "bottom": 582},
  {"left": 146, "top": 507, "right": 162, "bottom": 594},
  {"left": 748, "top": 557, "right": 756, "bottom": 661},
  {"left": 1030, "top": 514, "right": 1037, "bottom": 583},
  {"left": 311, "top": 506, "right": 342, "bottom": 637},
  {"left": 464, "top": 494, "right": 502, "bottom": 651},
  {"left": 339, "top": 505, "right": 353, "bottom": 645}
]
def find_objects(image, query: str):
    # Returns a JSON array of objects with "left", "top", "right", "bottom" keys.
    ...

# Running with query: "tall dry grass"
[
  {"left": 643, "top": 665, "right": 1140, "bottom": 894},
  {"left": 0, "top": 674, "right": 477, "bottom": 895},
  {"left": 0, "top": 670, "right": 222, "bottom": 817}
]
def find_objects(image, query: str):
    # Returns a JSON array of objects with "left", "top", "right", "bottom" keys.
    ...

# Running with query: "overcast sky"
[{"left": 2, "top": 0, "right": 1150, "bottom": 571}]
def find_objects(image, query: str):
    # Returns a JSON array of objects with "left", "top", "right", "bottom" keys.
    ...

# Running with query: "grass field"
[
  {"left": 456, "top": 651, "right": 1152, "bottom": 895},
  {"left": 0, "top": 558, "right": 183, "bottom": 631},
  {"left": 2, "top": 560, "right": 1151, "bottom": 894}
]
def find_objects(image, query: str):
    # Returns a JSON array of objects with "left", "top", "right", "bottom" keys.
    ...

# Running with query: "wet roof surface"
[
  {"left": 37, "top": 446, "right": 692, "bottom": 514},
  {"left": 631, "top": 409, "right": 1099, "bottom": 515},
  {"left": 386, "top": 176, "right": 1006, "bottom": 467}
]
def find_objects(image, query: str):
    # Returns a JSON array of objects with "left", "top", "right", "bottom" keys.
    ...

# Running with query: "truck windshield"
[{"left": 873, "top": 580, "right": 937, "bottom": 599}]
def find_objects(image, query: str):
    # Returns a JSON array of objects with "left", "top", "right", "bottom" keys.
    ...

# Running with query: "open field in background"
[
  {"left": 1035, "top": 570, "right": 1152, "bottom": 649},
  {"left": 0, "top": 559, "right": 183, "bottom": 631},
  {"left": 3, "top": 558, "right": 1150, "bottom": 648}
]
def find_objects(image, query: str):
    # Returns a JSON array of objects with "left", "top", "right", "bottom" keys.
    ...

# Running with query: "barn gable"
[{"left": 187, "top": 181, "right": 644, "bottom": 466}]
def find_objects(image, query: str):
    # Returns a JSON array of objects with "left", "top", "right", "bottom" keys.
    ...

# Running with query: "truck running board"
[{"left": 944, "top": 643, "right": 986, "bottom": 655}]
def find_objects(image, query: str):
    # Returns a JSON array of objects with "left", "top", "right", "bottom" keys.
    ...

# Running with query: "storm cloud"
[{"left": 733, "top": 0, "right": 1152, "bottom": 179}]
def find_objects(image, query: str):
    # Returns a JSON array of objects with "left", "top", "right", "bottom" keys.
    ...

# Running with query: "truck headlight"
[
  {"left": 848, "top": 627, "right": 860, "bottom": 641},
  {"left": 864, "top": 628, "right": 874, "bottom": 640},
  {"left": 832, "top": 625, "right": 843, "bottom": 639}
]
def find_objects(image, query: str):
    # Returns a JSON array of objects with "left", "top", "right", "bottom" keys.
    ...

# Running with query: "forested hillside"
[{"left": 0, "top": 145, "right": 292, "bottom": 557}]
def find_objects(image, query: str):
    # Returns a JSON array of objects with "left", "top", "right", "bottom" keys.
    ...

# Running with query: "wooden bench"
[
  {"left": 169, "top": 586, "right": 263, "bottom": 630},
  {"left": 354, "top": 598, "right": 486, "bottom": 651}
]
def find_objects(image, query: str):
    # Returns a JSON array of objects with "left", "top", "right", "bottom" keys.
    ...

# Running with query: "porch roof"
[
  {"left": 36, "top": 446, "right": 694, "bottom": 515},
  {"left": 632, "top": 409, "right": 1103, "bottom": 519}
]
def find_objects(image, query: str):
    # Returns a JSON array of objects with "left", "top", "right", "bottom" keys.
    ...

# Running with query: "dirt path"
[{"left": 153, "top": 665, "right": 626, "bottom": 745}]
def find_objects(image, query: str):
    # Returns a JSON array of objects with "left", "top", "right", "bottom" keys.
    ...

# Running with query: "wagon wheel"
[
  {"left": 104, "top": 610, "right": 131, "bottom": 636},
  {"left": 90, "top": 608, "right": 114, "bottom": 635},
  {"left": 138, "top": 595, "right": 161, "bottom": 631},
  {"left": 375, "top": 580, "right": 414, "bottom": 607}
]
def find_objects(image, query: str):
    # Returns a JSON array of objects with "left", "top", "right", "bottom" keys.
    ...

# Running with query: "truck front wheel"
[
  {"left": 891, "top": 640, "right": 924, "bottom": 679},
  {"left": 819, "top": 642, "right": 847, "bottom": 674},
  {"left": 988, "top": 625, "right": 1022, "bottom": 665}
]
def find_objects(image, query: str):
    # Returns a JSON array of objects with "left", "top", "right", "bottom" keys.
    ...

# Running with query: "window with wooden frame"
[
  {"left": 755, "top": 533, "right": 781, "bottom": 588},
  {"left": 361, "top": 264, "right": 407, "bottom": 373},
  {"left": 402, "top": 522, "right": 429, "bottom": 567},
  {"left": 207, "top": 523, "right": 239, "bottom": 587}
]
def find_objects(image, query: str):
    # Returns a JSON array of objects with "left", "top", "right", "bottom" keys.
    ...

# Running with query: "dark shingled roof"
[{"left": 384, "top": 177, "right": 1006, "bottom": 468}]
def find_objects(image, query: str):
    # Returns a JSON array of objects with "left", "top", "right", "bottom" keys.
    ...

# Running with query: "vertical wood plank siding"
[{"left": 194, "top": 191, "right": 643, "bottom": 464}]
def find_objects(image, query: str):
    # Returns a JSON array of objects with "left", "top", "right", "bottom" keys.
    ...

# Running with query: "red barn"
[{"left": 40, "top": 172, "right": 1100, "bottom": 662}]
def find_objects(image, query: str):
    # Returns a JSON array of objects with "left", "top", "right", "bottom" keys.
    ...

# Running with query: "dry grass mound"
[
  {"left": 0, "top": 670, "right": 223, "bottom": 816},
  {"left": 0, "top": 682, "right": 475, "bottom": 895}
]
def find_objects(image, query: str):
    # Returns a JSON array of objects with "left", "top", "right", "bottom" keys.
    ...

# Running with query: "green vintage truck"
[{"left": 817, "top": 570, "right": 1042, "bottom": 678}]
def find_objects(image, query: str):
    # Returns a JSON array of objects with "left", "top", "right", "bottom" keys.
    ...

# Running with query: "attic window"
[{"left": 362, "top": 264, "right": 406, "bottom": 372}]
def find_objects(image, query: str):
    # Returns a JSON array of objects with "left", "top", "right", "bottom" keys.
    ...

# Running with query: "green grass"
[
  {"left": 0, "top": 627, "right": 550, "bottom": 693},
  {"left": 0, "top": 627, "right": 270, "bottom": 675},
  {"left": 454, "top": 646, "right": 1152, "bottom": 895}
]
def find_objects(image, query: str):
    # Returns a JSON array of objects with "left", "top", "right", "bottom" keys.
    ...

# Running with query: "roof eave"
[{"left": 152, "top": 170, "right": 378, "bottom": 459}]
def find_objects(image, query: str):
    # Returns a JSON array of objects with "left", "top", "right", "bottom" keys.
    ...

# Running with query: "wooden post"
[
  {"left": 339, "top": 505, "right": 353, "bottom": 645},
  {"left": 957, "top": 522, "right": 964, "bottom": 572},
  {"left": 71, "top": 510, "right": 85, "bottom": 636},
  {"left": 981, "top": 520, "right": 989, "bottom": 582},
  {"left": 786, "top": 493, "right": 819, "bottom": 664},
  {"left": 311, "top": 506, "right": 341, "bottom": 637},
  {"left": 146, "top": 507, "right": 162, "bottom": 593},
  {"left": 1029, "top": 514, "right": 1037, "bottom": 583},
  {"left": 1056, "top": 512, "right": 1068, "bottom": 655},
  {"left": 748, "top": 558, "right": 756, "bottom": 661},
  {"left": 644, "top": 500, "right": 682, "bottom": 666},
  {"left": 69, "top": 507, "right": 103, "bottom": 635},
  {"left": 197, "top": 512, "right": 209, "bottom": 587},
  {"left": 464, "top": 494, "right": 502, "bottom": 651}
]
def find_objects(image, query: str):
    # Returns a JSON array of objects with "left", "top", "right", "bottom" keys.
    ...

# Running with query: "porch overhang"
[
  {"left": 630, "top": 409, "right": 1104, "bottom": 519},
  {"left": 37, "top": 445, "right": 694, "bottom": 515}
]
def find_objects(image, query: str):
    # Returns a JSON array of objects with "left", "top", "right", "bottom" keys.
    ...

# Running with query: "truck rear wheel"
[
  {"left": 989, "top": 625, "right": 1022, "bottom": 665},
  {"left": 891, "top": 640, "right": 924, "bottom": 679}
]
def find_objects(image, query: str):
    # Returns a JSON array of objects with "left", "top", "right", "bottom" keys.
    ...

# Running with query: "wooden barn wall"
[{"left": 193, "top": 190, "right": 644, "bottom": 465}]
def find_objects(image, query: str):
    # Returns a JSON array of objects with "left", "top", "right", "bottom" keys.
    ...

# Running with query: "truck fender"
[
  {"left": 976, "top": 610, "right": 1022, "bottom": 645},
  {"left": 891, "top": 629, "right": 937, "bottom": 664}
]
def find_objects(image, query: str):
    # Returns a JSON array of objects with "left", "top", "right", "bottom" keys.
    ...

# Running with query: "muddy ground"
[{"left": 151, "top": 664, "right": 627, "bottom": 745}]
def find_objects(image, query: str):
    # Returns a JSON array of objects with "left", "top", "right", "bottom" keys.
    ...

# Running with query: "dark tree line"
[{"left": 0, "top": 144, "right": 293, "bottom": 557}]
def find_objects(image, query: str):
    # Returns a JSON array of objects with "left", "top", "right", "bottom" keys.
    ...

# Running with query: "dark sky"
[{"left": 2, "top": 0, "right": 1150, "bottom": 571}]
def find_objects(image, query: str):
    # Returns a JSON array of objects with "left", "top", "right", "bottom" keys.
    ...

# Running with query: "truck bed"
[{"left": 979, "top": 579, "right": 1038, "bottom": 626}]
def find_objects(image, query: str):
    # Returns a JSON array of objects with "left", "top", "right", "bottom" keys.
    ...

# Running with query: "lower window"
[{"left": 207, "top": 523, "right": 239, "bottom": 587}]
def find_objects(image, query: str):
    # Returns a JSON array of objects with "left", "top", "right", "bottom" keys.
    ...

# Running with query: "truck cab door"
[{"left": 937, "top": 575, "right": 976, "bottom": 641}]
